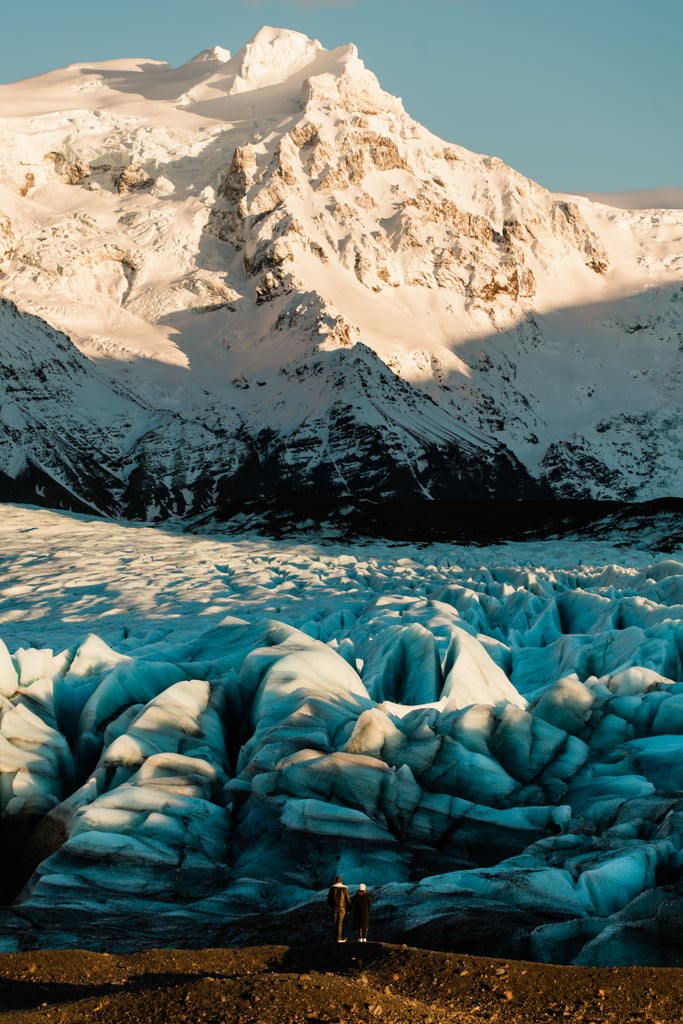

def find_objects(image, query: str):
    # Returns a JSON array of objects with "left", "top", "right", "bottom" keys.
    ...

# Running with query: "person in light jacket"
[
  {"left": 351, "top": 882, "right": 372, "bottom": 942},
  {"left": 327, "top": 874, "right": 351, "bottom": 942}
]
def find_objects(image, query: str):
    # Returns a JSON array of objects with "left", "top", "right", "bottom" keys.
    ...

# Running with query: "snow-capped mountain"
[{"left": 0, "top": 27, "right": 681, "bottom": 523}]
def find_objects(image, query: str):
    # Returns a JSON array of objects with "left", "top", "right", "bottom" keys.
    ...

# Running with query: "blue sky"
[{"left": 1, "top": 0, "right": 681, "bottom": 195}]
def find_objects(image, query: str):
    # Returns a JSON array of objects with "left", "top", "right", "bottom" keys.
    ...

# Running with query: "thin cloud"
[
  {"left": 581, "top": 187, "right": 683, "bottom": 210},
  {"left": 243, "top": 1, "right": 354, "bottom": 6}
]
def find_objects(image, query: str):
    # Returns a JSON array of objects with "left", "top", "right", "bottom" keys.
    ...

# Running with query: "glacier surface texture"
[{"left": 0, "top": 505, "right": 682, "bottom": 966}]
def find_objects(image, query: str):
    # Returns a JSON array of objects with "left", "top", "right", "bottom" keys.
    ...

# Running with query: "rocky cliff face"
[{"left": 0, "top": 27, "right": 680, "bottom": 524}]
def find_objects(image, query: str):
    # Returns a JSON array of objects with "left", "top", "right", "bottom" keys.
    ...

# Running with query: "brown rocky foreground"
[{"left": 1, "top": 943, "right": 682, "bottom": 1024}]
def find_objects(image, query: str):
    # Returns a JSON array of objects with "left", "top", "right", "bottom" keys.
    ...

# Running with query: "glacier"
[{"left": 0, "top": 503, "right": 682, "bottom": 966}]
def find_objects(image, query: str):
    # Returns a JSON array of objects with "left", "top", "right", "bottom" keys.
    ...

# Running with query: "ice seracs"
[{"left": 0, "top": 505, "right": 682, "bottom": 965}]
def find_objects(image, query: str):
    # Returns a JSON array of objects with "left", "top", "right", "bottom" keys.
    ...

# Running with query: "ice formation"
[{"left": 0, "top": 505, "right": 682, "bottom": 965}]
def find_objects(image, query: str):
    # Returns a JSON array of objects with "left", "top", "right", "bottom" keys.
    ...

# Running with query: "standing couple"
[{"left": 327, "top": 875, "right": 371, "bottom": 943}]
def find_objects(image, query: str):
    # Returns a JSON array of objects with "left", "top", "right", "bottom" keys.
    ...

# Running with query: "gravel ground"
[{"left": 1, "top": 943, "right": 682, "bottom": 1024}]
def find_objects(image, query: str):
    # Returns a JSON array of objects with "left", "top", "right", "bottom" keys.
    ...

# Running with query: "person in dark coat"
[
  {"left": 351, "top": 882, "right": 372, "bottom": 942},
  {"left": 327, "top": 874, "right": 351, "bottom": 942}
]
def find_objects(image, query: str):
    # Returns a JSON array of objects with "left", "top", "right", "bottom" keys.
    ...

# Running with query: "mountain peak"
[
  {"left": 186, "top": 45, "right": 231, "bottom": 65},
  {"left": 233, "top": 26, "right": 323, "bottom": 85}
]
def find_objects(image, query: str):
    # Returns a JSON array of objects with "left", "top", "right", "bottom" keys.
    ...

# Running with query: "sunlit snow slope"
[
  {"left": 0, "top": 504, "right": 682, "bottom": 966},
  {"left": 0, "top": 27, "right": 681, "bottom": 519}
]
